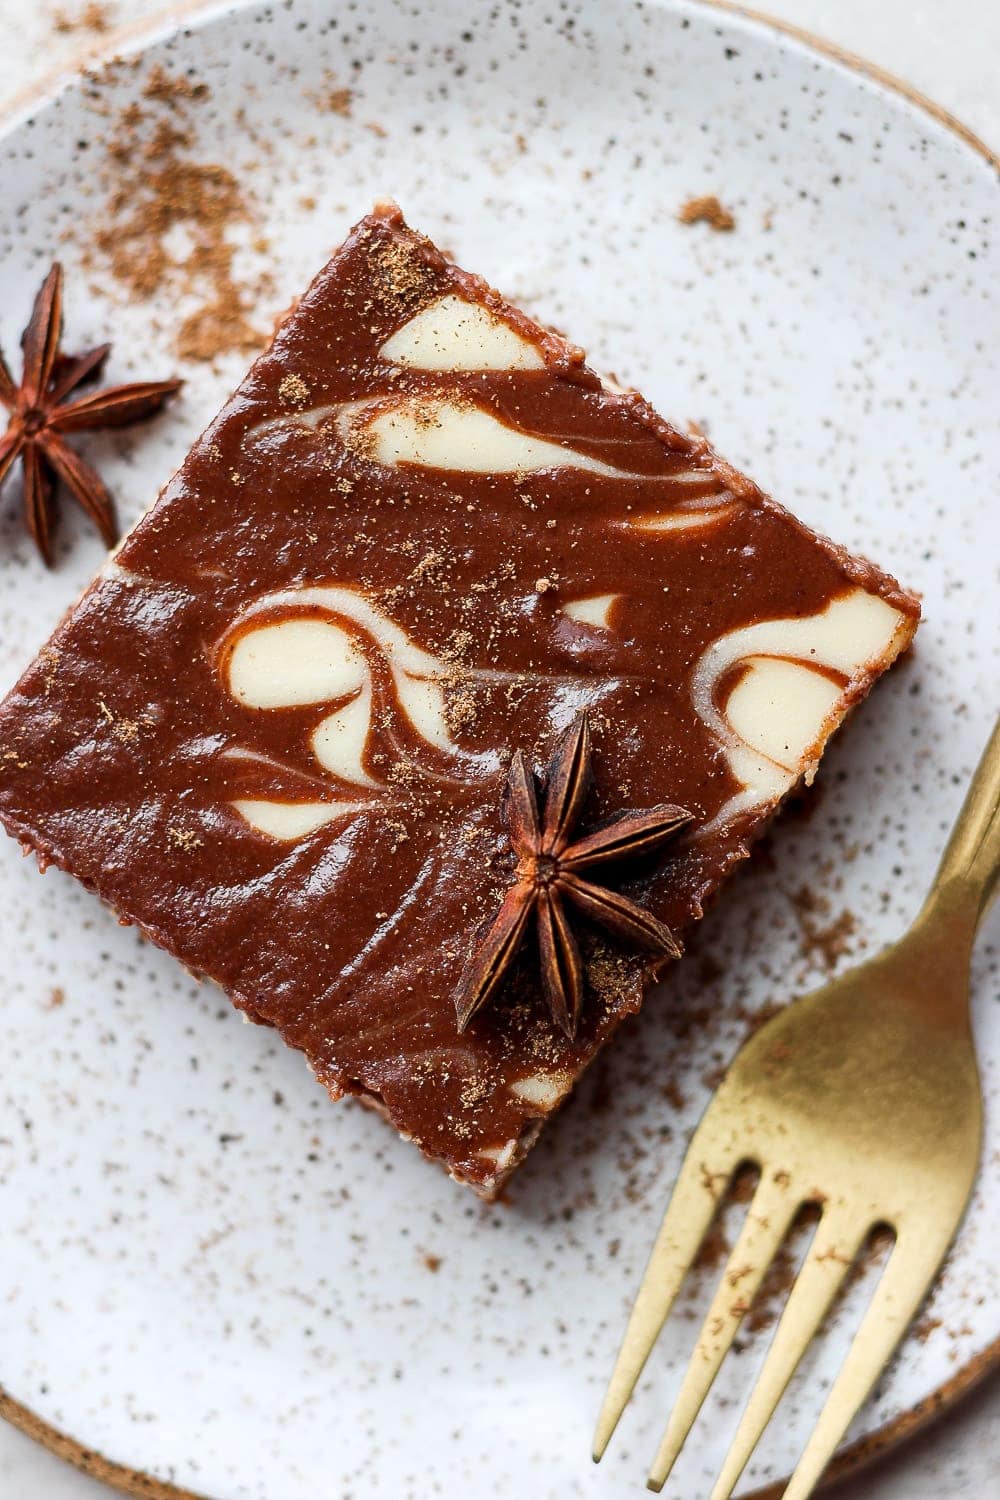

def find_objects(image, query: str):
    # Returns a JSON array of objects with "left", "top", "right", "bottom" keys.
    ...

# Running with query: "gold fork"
[{"left": 594, "top": 717, "right": 1000, "bottom": 1498}]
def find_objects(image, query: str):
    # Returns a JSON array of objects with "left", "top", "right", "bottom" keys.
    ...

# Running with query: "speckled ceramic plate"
[{"left": 0, "top": 2, "right": 997, "bottom": 1497}]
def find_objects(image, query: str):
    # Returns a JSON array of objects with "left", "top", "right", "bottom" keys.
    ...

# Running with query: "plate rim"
[{"left": 0, "top": 1, "right": 997, "bottom": 1496}]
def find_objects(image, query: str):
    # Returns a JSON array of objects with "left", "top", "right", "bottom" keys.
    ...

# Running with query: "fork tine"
[
  {"left": 782, "top": 1222, "right": 955, "bottom": 1500},
  {"left": 708, "top": 1207, "right": 868, "bottom": 1500},
  {"left": 646, "top": 1167, "right": 800, "bottom": 1492},
  {"left": 592, "top": 1134, "right": 738, "bottom": 1462}
]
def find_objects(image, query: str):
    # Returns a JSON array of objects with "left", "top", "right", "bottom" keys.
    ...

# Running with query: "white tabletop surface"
[{"left": 1, "top": 1, "right": 998, "bottom": 1497}]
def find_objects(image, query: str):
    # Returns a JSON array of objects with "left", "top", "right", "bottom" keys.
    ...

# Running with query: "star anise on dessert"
[
  {"left": 456, "top": 713, "right": 693, "bottom": 1040},
  {"left": 0, "top": 263, "right": 182, "bottom": 565}
]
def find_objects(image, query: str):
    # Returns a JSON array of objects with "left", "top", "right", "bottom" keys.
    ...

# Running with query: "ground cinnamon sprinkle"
[
  {"left": 142, "top": 64, "right": 210, "bottom": 105},
  {"left": 85, "top": 65, "right": 271, "bottom": 362},
  {"left": 53, "top": 1, "right": 113, "bottom": 33},
  {"left": 790, "top": 885, "right": 858, "bottom": 971},
  {"left": 678, "top": 194, "right": 737, "bottom": 232},
  {"left": 278, "top": 373, "right": 311, "bottom": 408},
  {"left": 308, "top": 79, "right": 353, "bottom": 117},
  {"left": 365, "top": 230, "right": 436, "bottom": 313}
]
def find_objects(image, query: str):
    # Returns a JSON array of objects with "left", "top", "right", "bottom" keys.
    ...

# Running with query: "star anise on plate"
[
  {"left": 456, "top": 713, "right": 693, "bottom": 1040},
  {"left": 0, "top": 263, "right": 182, "bottom": 564}
]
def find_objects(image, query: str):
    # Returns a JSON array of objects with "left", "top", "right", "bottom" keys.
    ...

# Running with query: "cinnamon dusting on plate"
[
  {"left": 678, "top": 194, "right": 736, "bottom": 232},
  {"left": 791, "top": 885, "right": 858, "bottom": 971},
  {"left": 83, "top": 65, "right": 272, "bottom": 362},
  {"left": 52, "top": 2, "right": 113, "bottom": 33},
  {"left": 308, "top": 77, "right": 353, "bottom": 116}
]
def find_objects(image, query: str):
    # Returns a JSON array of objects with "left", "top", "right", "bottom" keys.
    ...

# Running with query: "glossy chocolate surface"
[{"left": 0, "top": 206, "right": 919, "bottom": 1191}]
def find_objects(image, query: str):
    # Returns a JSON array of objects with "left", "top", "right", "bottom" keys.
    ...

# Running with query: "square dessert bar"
[{"left": 0, "top": 204, "right": 919, "bottom": 1196}]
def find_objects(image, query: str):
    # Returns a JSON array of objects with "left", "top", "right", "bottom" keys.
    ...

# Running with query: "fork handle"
[{"left": 925, "top": 715, "right": 1000, "bottom": 929}]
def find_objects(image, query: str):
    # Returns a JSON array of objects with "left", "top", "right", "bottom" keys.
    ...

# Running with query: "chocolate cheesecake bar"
[{"left": 0, "top": 204, "right": 919, "bottom": 1196}]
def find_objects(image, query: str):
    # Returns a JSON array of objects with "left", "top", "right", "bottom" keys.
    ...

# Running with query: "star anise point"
[{"left": 456, "top": 712, "right": 693, "bottom": 1040}]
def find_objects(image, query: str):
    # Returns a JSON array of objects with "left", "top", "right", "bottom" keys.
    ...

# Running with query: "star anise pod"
[
  {"left": 456, "top": 713, "right": 693, "bottom": 1040},
  {"left": 0, "top": 264, "right": 182, "bottom": 564}
]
